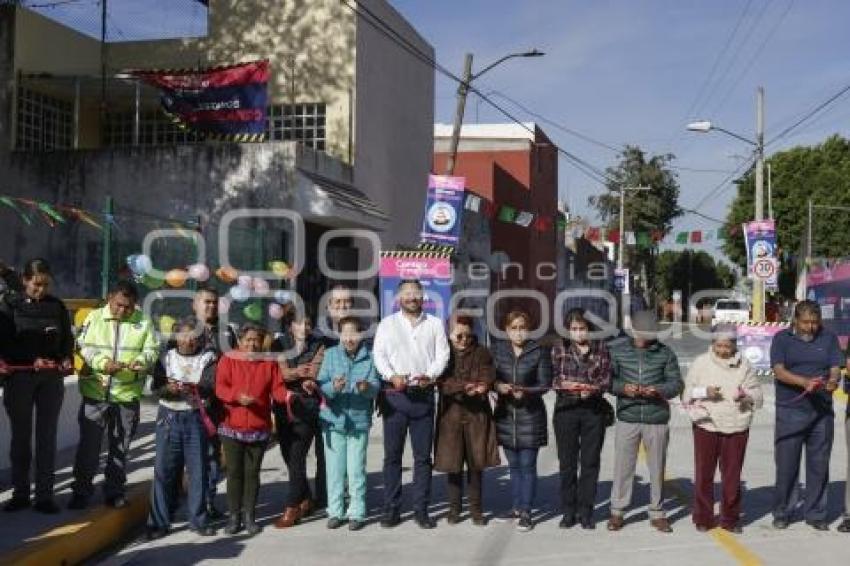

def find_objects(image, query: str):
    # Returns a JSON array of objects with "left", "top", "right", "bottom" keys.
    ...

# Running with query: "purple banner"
[{"left": 420, "top": 174, "right": 465, "bottom": 246}]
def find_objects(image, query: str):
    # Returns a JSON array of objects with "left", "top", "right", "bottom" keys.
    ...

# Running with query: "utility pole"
[
  {"left": 617, "top": 186, "right": 650, "bottom": 326},
  {"left": 445, "top": 53, "right": 473, "bottom": 175},
  {"left": 752, "top": 86, "right": 766, "bottom": 322},
  {"left": 807, "top": 198, "right": 813, "bottom": 261},
  {"left": 100, "top": 0, "right": 108, "bottom": 125}
]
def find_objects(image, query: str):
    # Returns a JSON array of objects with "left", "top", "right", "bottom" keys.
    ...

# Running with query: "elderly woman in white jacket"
[{"left": 683, "top": 325, "right": 763, "bottom": 533}]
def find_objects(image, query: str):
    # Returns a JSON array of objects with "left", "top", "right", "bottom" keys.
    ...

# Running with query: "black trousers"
[
  {"left": 2, "top": 371, "right": 65, "bottom": 501},
  {"left": 553, "top": 404, "right": 606, "bottom": 519},
  {"left": 276, "top": 414, "right": 317, "bottom": 508},
  {"left": 221, "top": 437, "right": 266, "bottom": 515}
]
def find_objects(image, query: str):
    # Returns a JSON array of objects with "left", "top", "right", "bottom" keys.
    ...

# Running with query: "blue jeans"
[
  {"left": 503, "top": 447, "right": 538, "bottom": 513},
  {"left": 147, "top": 406, "right": 209, "bottom": 530}
]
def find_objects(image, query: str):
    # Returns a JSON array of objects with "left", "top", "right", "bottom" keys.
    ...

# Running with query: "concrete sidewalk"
[{"left": 0, "top": 400, "right": 160, "bottom": 564}]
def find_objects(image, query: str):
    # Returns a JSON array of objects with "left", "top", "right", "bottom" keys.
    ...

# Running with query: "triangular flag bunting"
[
  {"left": 514, "top": 211, "right": 534, "bottom": 228},
  {"left": 464, "top": 194, "right": 481, "bottom": 213},
  {"left": 497, "top": 205, "right": 517, "bottom": 223},
  {"left": 586, "top": 227, "right": 601, "bottom": 241},
  {"left": 625, "top": 231, "right": 636, "bottom": 245},
  {"left": 691, "top": 231, "right": 702, "bottom": 243},
  {"left": 556, "top": 217, "right": 567, "bottom": 230},
  {"left": 637, "top": 232, "right": 651, "bottom": 248},
  {"left": 37, "top": 202, "right": 65, "bottom": 223},
  {"left": 675, "top": 232, "right": 688, "bottom": 244},
  {"left": 651, "top": 229, "right": 664, "bottom": 242},
  {"left": 0, "top": 196, "right": 33, "bottom": 225},
  {"left": 534, "top": 216, "right": 552, "bottom": 232},
  {"left": 607, "top": 229, "right": 620, "bottom": 243}
]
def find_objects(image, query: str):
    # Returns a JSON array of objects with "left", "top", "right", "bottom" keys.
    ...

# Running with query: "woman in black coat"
[
  {"left": 0, "top": 259, "right": 74, "bottom": 514},
  {"left": 491, "top": 309, "right": 552, "bottom": 532},
  {"left": 270, "top": 312, "right": 326, "bottom": 528}
]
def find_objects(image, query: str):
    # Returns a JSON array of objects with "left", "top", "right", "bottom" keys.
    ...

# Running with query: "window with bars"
[
  {"left": 103, "top": 102, "right": 327, "bottom": 150},
  {"left": 15, "top": 87, "right": 73, "bottom": 151}
]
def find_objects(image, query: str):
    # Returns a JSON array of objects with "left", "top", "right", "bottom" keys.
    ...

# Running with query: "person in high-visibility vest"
[{"left": 68, "top": 280, "right": 159, "bottom": 510}]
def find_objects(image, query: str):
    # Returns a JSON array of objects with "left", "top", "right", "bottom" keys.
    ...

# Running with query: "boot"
[
  {"left": 224, "top": 512, "right": 243, "bottom": 535},
  {"left": 299, "top": 498, "right": 315, "bottom": 517},
  {"left": 274, "top": 506, "right": 302, "bottom": 529},
  {"left": 244, "top": 509, "right": 262, "bottom": 536}
]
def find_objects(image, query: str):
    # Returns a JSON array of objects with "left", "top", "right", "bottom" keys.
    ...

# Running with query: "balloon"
[
  {"left": 158, "top": 315, "right": 176, "bottom": 335},
  {"left": 229, "top": 285, "right": 251, "bottom": 302},
  {"left": 215, "top": 266, "right": 238, "bottom": 284},
  {"left": 165, "top": 268, "right": 188, "bottom": 288},
  {"left": 274, "top": 290, "right": 291, "bottom": 304},
  {"left": 237, "top": 275, "right": 253, "bottom": 289},
  {"left": 141, "top": 274, "right": 163, "bottom": 289},
  {"left": 187, "top": 263, "right": 210, "bottom": 282},
  {"left": 127, "top": 254, "right": 152, "bottom": 276},
  {"left": 252, "top": 277, "right": 270, "bottom": 293},
  {"left": 268, "top": 302, "right": 285, "bottom": 320},
  {"left": 243, "top": 302, "right": 263, "bottom": 322},
  {"left": 269, "top": 260, "right": 289, "bottom": 278},
  {"left": 218, "top": 297, "right": 231, "bottom": 315}
]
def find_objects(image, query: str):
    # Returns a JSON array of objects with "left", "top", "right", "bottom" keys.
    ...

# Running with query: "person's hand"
[
  {"left": 512, "top": 387, "right": 525, "bottom": 400},
  {"left": 127, "top": 361, "right": 145, "bottom": 372},
  {"left": 33, "top": 358, "right": 53, "bottom": 370},
  {"left": 103, "top": 360, "right": 123, "bottom": 375},
  {"left": 641, "top": 385, "right": 661, "bottom": 398},
  {"left": 356, "top": 380, "right": 370, "bottom": 394},
  {"left": 495, "top": 382, "right": 513, "bottom": 395},
  {"left": 825, "top": 379, "right": 839, "bottom": 393},
  {"left": 804, "top": 378, "right": 824, "bottom": 394},
  {"left": 623, "top": 383, "right": 639, "bottom": 398},
  {"left": 60, "top": 358, "right": 74, "bottom": 373},
  {"left": 166, "top": 380, "right": 182, "bottom": 395},
  {"left": 707, "top": 386, "right": 723, "bottom": 401},
  {"left": 297, "top": 365, "right": 313, "bottom": 379},
  {"left": 390, "top": 375, "right": 407, "bottom": 391},
  {"left": 474, "top": 382, "right": 488, "bottom": 395},
  {"left": 238, "top": 393, "right": 255, "bottom": 406},
  {"left": 0, "top": 359, "right": 8, "bottom": 375},
  {"left": 302, "top": 379, "right": 318, "bottom": 395},
  {"left": 333, "top": 376, "right": 346, "bottom": 393},
  {"left": 412, "top": 375, "right": 432, "bottom": 388}
]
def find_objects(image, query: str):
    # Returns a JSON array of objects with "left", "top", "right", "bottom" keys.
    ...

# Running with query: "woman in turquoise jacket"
[{"left": 317, "top": 316, "right": 380, "bottom": 531}]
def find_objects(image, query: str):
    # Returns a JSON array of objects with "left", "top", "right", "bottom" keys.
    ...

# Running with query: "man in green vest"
[{"left": 68, "top": 280, "right": 159, "bottom": 510}]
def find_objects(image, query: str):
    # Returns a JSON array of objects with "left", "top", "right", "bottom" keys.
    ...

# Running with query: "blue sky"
[{"left": 32, "top": 0, "right": 850, "bottom": 259}]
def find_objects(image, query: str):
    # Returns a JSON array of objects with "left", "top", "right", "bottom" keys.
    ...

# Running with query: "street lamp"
[
  {"left": 445, "top": 49, "right": 545, "bottom": 175},
  {"left": 686, "top": 86, "right": 766, "bottom": 322}
]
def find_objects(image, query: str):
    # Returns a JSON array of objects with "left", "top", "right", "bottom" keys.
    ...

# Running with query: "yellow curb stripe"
[
  {"left": 637, "top": 439, "right": 765, "bottom": 565},
  {"left": 709, "top": 528, "right": 764, "bottom": 566},
  {"left": 0, "top": 481, "right": 150, "bottom": 566}
]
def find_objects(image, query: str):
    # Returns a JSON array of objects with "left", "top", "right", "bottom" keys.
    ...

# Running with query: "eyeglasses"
[{"left": 452, "top": 333, "right": 473, "bottom": 339}]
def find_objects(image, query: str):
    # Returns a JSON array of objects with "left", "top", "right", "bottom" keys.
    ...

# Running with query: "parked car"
[{"left": 711, "top": 299, "right": 750, "bottom": 326}]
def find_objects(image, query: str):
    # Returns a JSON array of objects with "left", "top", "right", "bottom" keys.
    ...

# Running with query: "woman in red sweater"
[{"left": 216, "top": 323, "right": 288, "bottom": 536}]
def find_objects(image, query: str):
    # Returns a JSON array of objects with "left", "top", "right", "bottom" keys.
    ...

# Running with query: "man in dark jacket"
[{"left": 607, "top": 311, "right": 683, "bottom": 533}]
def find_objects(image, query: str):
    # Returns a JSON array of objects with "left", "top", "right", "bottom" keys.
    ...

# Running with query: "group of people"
[{"left": 1, "top": 260, "right": 850, "bottom": 541}]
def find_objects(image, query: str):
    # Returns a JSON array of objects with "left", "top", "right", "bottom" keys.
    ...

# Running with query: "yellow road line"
[
  {"left": 637, "top": 441, "right": 765, "bottom": 566},
  {"left": 709, "top": 528, "right": 763, "bottom": 566}
]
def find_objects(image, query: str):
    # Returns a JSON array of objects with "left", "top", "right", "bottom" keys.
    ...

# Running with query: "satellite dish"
[{"left": 488, "top": 251, "right": 511, "bottom": 273}]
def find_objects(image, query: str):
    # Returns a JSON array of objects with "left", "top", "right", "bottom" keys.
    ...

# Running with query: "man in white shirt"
[{"left": 373, "top": 280, "right": 450, "bottom": 529}]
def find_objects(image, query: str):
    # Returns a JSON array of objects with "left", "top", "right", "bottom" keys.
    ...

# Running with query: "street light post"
[
  {"left": 445, "top": 49, "right": 544, "bottom": 175},
  {"left": 686, "top": 86, "right": 767, "bottom": 322}
]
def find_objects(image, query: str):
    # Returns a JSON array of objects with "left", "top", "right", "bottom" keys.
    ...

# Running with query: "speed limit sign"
[{"left": 753, "top": 258, "right": 777, "bottom": 280}]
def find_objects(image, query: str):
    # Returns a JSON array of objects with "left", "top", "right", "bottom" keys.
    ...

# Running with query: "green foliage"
[
  {"left": 655, "top": 250, "right": 737, "bottom": 307},
  {"left": 589, "top": 145, "right": 684, "bottom": 300},
  {"left": 723, "top": 135, "right": 850, "bottom": 297}
]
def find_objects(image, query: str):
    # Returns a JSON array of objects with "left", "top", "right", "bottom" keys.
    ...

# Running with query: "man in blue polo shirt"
[{"left": 770, "top": 300, "right": 843, "bottom": 531}]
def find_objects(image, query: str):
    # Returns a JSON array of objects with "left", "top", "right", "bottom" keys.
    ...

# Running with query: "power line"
[
  {"left": 708, "top": 0, "right": 795, "bottom": 117},
  {"left": 687, "top": 151, "right": 755, "bottom": 213},
  {"left": 766, "top": 82, "right": 850, "bottom": 147}
]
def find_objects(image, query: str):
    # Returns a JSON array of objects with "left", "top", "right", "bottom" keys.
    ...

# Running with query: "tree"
[
  {"left": 589, "top": 145, "right": 684, "bottom": 303},
  {"left": 654, "top": 250, "right": 737, "bottom": 308},
  {"left": 723, "top": 135, "right": 850, "bottom": 297}
]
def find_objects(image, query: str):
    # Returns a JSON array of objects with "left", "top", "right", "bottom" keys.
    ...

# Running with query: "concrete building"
[
  {"left": 433, "top": 122, "right": 558, "bottom": 330},
  {"left": 0, "top": 0, "right": 434, "bottom": 302}
]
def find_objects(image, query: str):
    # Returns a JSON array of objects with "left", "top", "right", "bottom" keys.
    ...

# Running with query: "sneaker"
[
  {"left": 348, "top": 519, "right": 366, "bottom": 531},
  {"left": 4, "top": 497, "right": 31, "bottom": 512},
  {"left": 327, "top": 517, "right": 346, "bottom": 530},
  {"left": 145, "top": 527, "right": 168, "bottom": 541},
  {"left": 414, "top": 513, "right": 437, "bottom": 529},
  {"left": 517, "top": 513, "right": 533, "bottom": 532},
  {"left": 190, "top": 525, "right": 216, "bottom": 536},
  {"left": 772, "top": 518, "right": 789, "bottom": 530},
  {"left": 559, "top": 514, "right": 576, "bottom": 529},
  {"left": 206, "top": 503, "right": 225, "bottom": 521},
  {"left": 380, "top": 510, "right": 401, "bottom": 528},
  {"left": 33, "top": 499, "right": 61, "bottom": 514},
  {"left": 495, "top": 509, "right": 519, "bottom": 522},
  {"left": 837, "top": 519, "right": 850, "bottom": 533}
]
